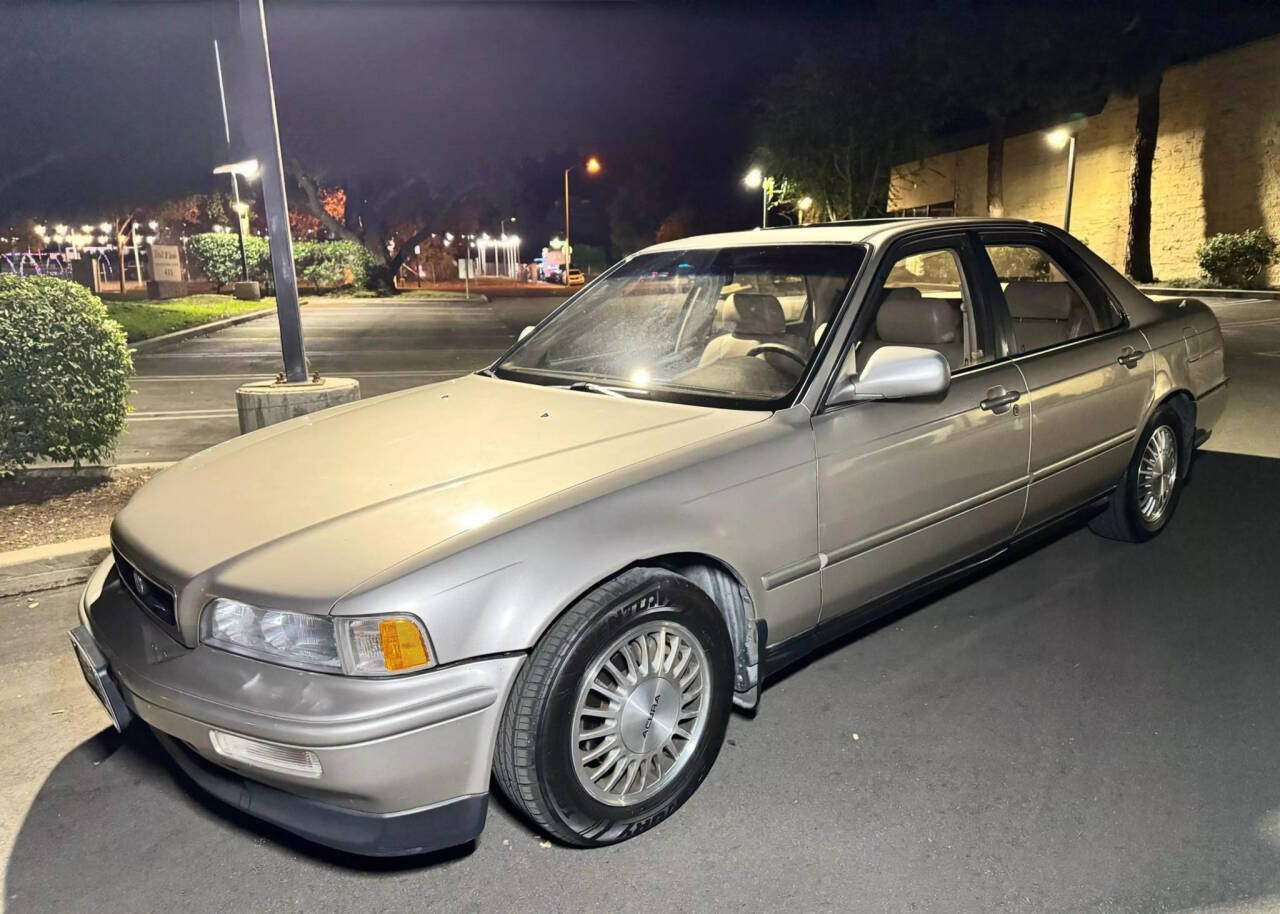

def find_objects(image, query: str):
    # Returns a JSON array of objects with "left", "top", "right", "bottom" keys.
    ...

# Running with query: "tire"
[
  {"left": 493, "top": 567, "right": 734, "bottom": 846},
  {"left": 1089, "top": 404, "right": 1186, "bottom": 542}
]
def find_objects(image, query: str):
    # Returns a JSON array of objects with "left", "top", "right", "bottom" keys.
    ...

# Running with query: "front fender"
[{"left": 332, "top": 409, "right": 820, "bottom": 665}]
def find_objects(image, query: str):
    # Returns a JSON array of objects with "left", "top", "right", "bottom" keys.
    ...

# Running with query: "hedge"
[
  {"left": 185, "top": 234, "right": 374, "bottom": 292},
  {"left": 0, "top": 275, "right": 133, "bottom": 472},
  {"left": 1196, "top": 229, "right": 1277, "bottom": 288}
]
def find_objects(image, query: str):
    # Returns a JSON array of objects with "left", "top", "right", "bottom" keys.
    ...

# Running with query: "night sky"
[
  {"left": 1, "top": 1, "right": 821, "bottom": 238},
  {"left": 4, "top": 0, "right": 1277, "bottom": 248}
]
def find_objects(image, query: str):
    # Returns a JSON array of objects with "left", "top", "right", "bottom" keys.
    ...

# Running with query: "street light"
[
  {"left": 564, "top": 156, "right": 602, "bottom": 285},
  {"left": 743, "top": 167, "right": 769, "bottom": 227},
  {"left": 214, "top": 160, "right": 261, "bottom": 282},
  {"left": 797, "top": 196, "right": 813, "bottom": 224},
  {"left": 1045, "top": 124, "right": 1083, "bottom": 232}
]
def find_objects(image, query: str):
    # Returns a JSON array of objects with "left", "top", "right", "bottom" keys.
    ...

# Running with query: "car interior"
[{"left": 1002, "top": 280, "right": 1099, "bottom": 351}]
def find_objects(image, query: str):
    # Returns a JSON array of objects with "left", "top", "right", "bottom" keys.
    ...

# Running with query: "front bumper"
[{"left": 76, "top": 558, "right": 524, "bottom": 855}]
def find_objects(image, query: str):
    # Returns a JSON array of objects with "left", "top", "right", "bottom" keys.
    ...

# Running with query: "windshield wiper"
[{"left": 557, "top": 381, "right": 629, "bottom": 398}]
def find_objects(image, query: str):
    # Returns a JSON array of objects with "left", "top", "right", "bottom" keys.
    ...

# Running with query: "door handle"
[
  {"left": 979, "top": 386, "right": 1022, "bottom": 414},
  {"left": 1117, "top": 346, "right": 1145, "bottom": 369}
]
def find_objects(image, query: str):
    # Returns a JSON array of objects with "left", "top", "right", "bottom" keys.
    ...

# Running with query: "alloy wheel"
[
  {"left": 571, "top": 621, "right": 711, "bottom": 807},
  {"left": 1137, "top": 424, "right": 1178, "bottom": 523}
]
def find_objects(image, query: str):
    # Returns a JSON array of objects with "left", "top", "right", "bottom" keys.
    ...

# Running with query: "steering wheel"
[{"left": 744, "top": 342, "right": 808, "bottom": 370}]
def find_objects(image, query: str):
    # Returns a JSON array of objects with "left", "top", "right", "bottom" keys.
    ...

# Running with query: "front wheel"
[
  {"left": 1090, "top": 405, "right": 1185, "bottom": 542},
  {"left": 493, "top": 568, "right": 733, "bottom": 846}
]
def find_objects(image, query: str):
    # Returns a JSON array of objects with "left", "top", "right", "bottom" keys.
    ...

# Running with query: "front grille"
[{"left": 112, "top": 545, "right": 177, "bottom": 627}]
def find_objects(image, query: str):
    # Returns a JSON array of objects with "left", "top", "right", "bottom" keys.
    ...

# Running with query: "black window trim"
[
  {"left": 972, "top": 227, "right": 1132, "bottom": 364},
  {"left": 815, "top": 228, "right": 1002, "bottom": 415}
]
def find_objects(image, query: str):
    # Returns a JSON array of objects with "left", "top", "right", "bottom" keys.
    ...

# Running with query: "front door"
[{"left": 813, "top": 235, "right": 1031, "bottom": 620}]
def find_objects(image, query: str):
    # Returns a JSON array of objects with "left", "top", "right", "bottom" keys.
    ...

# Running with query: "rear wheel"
[
  {"left": 1090, "top": 405, "right": 1185, "bottom": 542},
  {"left": 493, "top": 568, "right": 733, "bottom": 846}
]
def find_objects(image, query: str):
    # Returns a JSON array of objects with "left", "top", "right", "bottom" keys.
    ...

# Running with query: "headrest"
[
  {"left": 876, "top": 290, "right": 960, "bottom": 345},
  {"left": 729, "top": 293, "right": 785, "bottom": 336},
  {"left": 1005, "top": 281, "right": 1074, "bottom": 320}
]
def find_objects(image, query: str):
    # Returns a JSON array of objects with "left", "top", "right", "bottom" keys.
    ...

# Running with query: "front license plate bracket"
[{"left": 69, "top": 625, "right": 134, "bottom": 732}]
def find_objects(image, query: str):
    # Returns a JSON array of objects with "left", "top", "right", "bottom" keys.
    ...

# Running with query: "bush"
[
  {"left": 0, "top": 276, "right": 133, "bottom": 472},
  {"left": 187, "top": 233, "right": 373, "bottom": 292},
  {"left": 987, "top": 246, "right": 1052, "bottom": 281},
  {"left": 185, "top": 232, "right": 247, "bottom": 291},
  {"left": 1196, "top": 229, "right": 1277, "bottom": 288},
  {"left": 294, "top": 239, "right": 374, "bottom": 290}
]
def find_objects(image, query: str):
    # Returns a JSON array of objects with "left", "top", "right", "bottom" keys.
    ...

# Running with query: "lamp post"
[
  {"left": 564, "top": 157, "right": 601, "bottom": 285},
  {"left": 797, "top": 196, "right": 814, "bottom": 225},
  {"left": 1046, "top": 125, "right": 1082, "bottom": 232},
  {"left": 213, "top": 39, "right": 249, "bottom": 282},
  {"left": 237, "top": 0, "right": 307, "bottom": 383},
  {"left": 744, "top": 166, "right": 771, "bottom": 228},
  {"left": 213, "top": 159, "right": 260, "bottom": 287}
]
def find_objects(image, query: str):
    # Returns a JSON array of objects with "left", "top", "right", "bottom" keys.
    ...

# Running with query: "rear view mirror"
[{"left": 828, "top": 345, "right": 950, "bottom": 406}]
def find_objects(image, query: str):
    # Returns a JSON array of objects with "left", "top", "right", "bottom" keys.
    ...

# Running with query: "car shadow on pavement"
[
  {"left": 760, "top": 445, "right": 1240, "bottom": 691},
  {"left": 7, "top": 450, "right": 1280, "bottom": 912},
  {"left": 6, "top": 723, "right": 476, "bottom": 908}
]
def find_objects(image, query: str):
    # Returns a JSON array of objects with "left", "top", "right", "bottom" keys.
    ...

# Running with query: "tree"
[
  {"left": 756, "top": 37, "right": 935, "bottom": 221},
  {"left": 937, "top": 1, "right": 1112, "bottom": 218},
  {"left": 290, "top": 163, "right": 481, "bottom": 290},
  {"left": 1107, "top": 6, "right": 1184, "bottom": 282}
]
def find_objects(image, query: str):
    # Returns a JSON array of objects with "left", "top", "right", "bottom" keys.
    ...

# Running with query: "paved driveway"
[
  {"left": 3, "top": 292, "right": 1276, "bottom": 912},
  {"left": 119, "top": 296, "right": 565, "bottom": 463},
  {"left": 4, "top": 447, "right": 1279, "bottom": 913}
]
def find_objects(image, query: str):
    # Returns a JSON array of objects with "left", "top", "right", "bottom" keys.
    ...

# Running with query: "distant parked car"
[
  {"left": 73, "top": 218, "right": 1226, "bottom": 857},
  {"left": 566, "top": 268, "right": 585, "bottom": 285}
]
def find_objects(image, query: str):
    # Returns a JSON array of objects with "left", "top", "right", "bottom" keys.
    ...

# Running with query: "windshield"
[{"left": 496, "top": 244, "right": 865, "bottom": 405}]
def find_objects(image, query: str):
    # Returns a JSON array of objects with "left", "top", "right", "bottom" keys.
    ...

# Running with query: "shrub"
[
  {"left": 294, "top": 240, "right": 374, "bottom": 290},
  {"left": 1196, "top": 229, "right": 1277, "bottom": 288},
  {"left": 189, "top": 233, "right": 373, "bottom": 292},
  {"left": 987, "top": 246, "right": 1052, "bottom": 281},
  {"left": 0, "top": 276, "right": 133, "bottom": 472},
  {"left": 185, "top": 232, "right": 246, "bottom": 291}
]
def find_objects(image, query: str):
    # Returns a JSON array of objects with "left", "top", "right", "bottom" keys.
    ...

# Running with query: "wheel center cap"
[{"left": 619, "top": 677, "right": 680, "bottom": 754}]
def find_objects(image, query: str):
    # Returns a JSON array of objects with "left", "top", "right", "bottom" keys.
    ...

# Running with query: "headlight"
[{"left": 201, "top": 598, "right": 434, "bottom": 676}]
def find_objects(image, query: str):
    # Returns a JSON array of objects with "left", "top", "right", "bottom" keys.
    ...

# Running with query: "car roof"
[{"left": 641, "top": 217, "right": 1047, "bottom": 254}]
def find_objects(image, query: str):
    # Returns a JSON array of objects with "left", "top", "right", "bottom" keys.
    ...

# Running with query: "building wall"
[{"left": 890, "top": 33, "right": 1280, "bottom": 286}]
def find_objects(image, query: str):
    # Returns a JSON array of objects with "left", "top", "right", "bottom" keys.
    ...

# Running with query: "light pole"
[
  {"left": 743, "top": 166, "right": 770, "bottom": 228},
  {"left": 237, "top": 0, "right": 307, "bottom": 383},
  {"left": 797, "top": 196, "right": 814, "bottom": 225},
  {"left": 564, "top": 156, "right": 601, "bottom": 285},
  {"left": 1046, "top": 125, "right": 1082, "bottom": 232},
  {"left": 213, "top": 39, "right": 249, "bottom": 282},
  {"left": 214, "top": 159, "right": 259, "bottom": 286}
]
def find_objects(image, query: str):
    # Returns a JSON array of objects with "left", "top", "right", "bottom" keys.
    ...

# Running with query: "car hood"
[{"left": 112, "top": 374, "right": 766, "bottom": 618}]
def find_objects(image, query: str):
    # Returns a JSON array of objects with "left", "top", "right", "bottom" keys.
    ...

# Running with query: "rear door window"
[{"left": 983, "top": 241, "right": 1123, "bottom": 355}]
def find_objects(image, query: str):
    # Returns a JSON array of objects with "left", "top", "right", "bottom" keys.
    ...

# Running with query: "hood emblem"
[{"left": 132, "top": 570, "right": 150, "bottom": 598}]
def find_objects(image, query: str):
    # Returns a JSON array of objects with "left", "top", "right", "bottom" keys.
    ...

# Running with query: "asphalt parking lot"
[
  {"left": 3, "top": 294, "right": 1278, "bottom": 912},
  {"left": 119, "top": 295, "right": 566, "bottom": 464}
]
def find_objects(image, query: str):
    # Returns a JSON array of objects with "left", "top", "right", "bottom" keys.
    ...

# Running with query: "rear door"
[
  {"left": 813, "top": 232, "right": 1031, "bottom": 619},
  {"left": 975, "top": 229, "right": 1151, "bottom": 530}
]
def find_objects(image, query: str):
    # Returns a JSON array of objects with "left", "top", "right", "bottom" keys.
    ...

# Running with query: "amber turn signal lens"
[{"left": 379, "top": 618, "right": 429, "bottom": 671}]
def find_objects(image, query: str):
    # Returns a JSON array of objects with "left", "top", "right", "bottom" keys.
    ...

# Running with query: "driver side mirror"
[
  {"left": 518, "top": 325, "right": 535, "bottom": 341},
  {"left": 828, "top": 345, "right": 951, "bottom": 406}
]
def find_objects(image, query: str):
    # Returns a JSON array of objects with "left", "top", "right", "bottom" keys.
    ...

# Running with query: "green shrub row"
[
  {"left": 0, "top": 275, "right": 133, "bottom": 472},
  {"left": 184, "top": 234, "right": 375, "bottom": 292}
]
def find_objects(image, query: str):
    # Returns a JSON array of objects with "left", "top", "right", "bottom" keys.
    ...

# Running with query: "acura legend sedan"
[{"left": 72, "top": 218, "right": 1227, "bottom": 855}]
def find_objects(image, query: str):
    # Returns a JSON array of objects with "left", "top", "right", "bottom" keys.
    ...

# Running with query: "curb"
[
  {"left": 0, "top": 535, "right": 110, "bottom": 597},
  {"left": 1142, "top": 286, "right": 1280, "bottom": 301},
  {"left": 129, "top": 307, "right": 277, "bottom": 354},
  {"left": 10, "top": 461, "right": 176, "bottom": 479}
]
